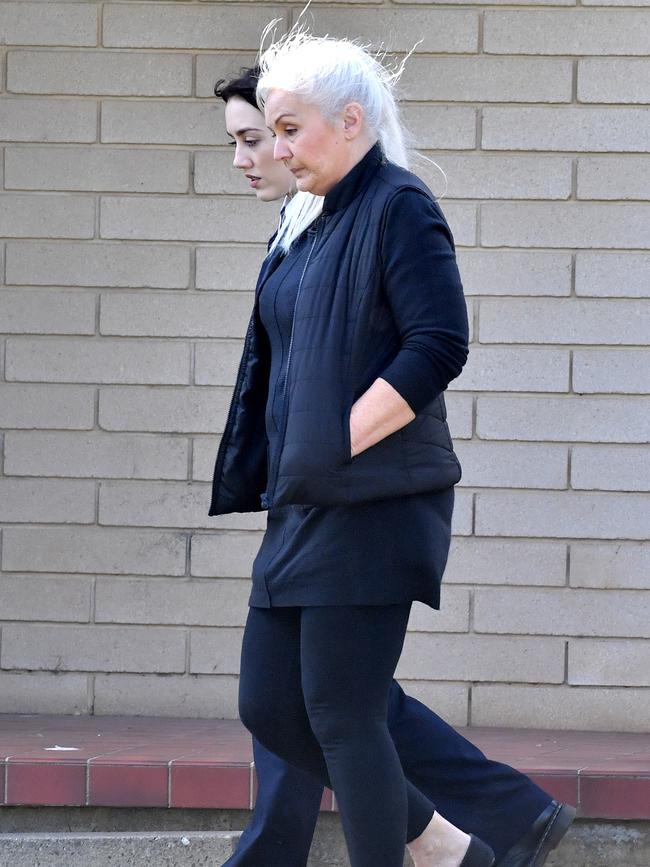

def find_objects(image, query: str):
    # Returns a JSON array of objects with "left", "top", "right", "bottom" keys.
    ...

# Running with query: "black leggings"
[{"left": 238, "top": 603, "right": 436, "bottom": 867}]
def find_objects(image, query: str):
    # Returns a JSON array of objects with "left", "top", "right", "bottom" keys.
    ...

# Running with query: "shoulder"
[
  {"left": 369, "top": 165, "right": 456, "bottom": 257},
  {"left": 372, "top": 162, "right": 448, "bottom": 228},
  {"left": 377, "top": 161, "right": 433, "bottom": 198}
]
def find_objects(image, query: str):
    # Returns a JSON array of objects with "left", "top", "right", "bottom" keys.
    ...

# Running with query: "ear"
[{"left": 341, "top": 102, "right": 364, "bottom": 140}]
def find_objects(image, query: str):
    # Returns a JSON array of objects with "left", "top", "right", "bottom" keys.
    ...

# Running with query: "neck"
[{"left": 325, "top": 135, "right": 376, "bottom": 193}]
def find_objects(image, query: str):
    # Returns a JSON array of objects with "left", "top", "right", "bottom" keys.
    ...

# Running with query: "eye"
[
  {"left": 244, "top": 138, "right": 259, "bottom": 148},
  {"left": 226, "top": 140, "right": 236, "bottom": 147},
  {"left": 285, "top": 128, "right": 298, "bottom": 137}
]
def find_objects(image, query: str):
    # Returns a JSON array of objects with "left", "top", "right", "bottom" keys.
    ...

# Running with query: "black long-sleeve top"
[
  {"left": 377, "top": 188, "right": 469, "bottom": 414},
  {"left": 248, "top": 168, "right": 465, "bottom": 610}
]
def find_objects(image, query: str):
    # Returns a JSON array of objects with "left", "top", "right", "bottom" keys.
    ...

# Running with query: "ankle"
[{"left": 407, "top": 811, "right": 470, "bottom": 864}]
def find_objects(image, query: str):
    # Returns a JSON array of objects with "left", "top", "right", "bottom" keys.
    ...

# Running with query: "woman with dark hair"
[{"left": 210, "top": 57, "right": 575, "bottom": 867}]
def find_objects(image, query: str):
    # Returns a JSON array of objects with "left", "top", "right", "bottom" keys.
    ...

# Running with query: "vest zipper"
[{"left": 261, "top": 218, "right": 323, "bottom": 509}]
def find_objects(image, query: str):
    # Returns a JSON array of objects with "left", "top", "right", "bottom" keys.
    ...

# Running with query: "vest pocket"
[{"left": 341, "top": 403, "right": 353, "bottom": 465}]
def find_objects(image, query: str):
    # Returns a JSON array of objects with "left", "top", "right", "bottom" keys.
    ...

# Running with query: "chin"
[{"left": 296, "top": 177, "right": 315, "bottom": 193}]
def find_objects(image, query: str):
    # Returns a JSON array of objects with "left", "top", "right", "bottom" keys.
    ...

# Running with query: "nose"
[
  {"left": 232, "top": 144, "right": 252, "bottom": 170},
  {"left": 273, "top": 137, "right": 291, "bottom": 162}
]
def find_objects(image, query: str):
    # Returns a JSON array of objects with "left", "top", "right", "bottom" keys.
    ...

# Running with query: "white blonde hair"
[
  {"left": 257, "top": 26, "right": 410, "bottom": 168},
  {"left": 268, "top": 190, "right": 324, "bottom": 254},
  {"left": 258, "top": 22, "right": 446, "bottom": 253}
]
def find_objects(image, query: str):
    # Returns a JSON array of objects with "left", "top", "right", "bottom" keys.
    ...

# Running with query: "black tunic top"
[{"left": 248, "top": 206, "right": 456, "bottom": 610}]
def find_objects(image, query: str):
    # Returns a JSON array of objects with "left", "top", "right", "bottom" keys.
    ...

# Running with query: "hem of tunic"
[{"left": 248, "top": 589, "right": 441, "bottom": 610}]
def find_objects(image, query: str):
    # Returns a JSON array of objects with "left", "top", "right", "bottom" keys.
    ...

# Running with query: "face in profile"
[
  {"left": 225, "top": 96, "right": 295, "bottom": 202},
  {"left": 265, "top": 90, "right": 355, "bottom": 197}
]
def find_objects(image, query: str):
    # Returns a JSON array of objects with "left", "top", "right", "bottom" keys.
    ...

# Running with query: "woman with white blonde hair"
[{"left": 211, "top": 29, "right": 486, "bottom": 867}]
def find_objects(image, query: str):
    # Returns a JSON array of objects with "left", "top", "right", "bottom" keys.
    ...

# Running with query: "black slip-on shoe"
[
  {"left": 496, "top": 799, "right": 577, "bottom": 867},
  {"left": 460, "top": 834, "right": 496, "bottom": 867}
]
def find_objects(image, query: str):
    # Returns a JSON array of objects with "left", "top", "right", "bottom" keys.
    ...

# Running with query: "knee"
[
  {"left": 239, "top": 690, "right": 276, "bottom": 743},
  {"left": 306, "top": 702, "right": 379, "bottom": 749}
]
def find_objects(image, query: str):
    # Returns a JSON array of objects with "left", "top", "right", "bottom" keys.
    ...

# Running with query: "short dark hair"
[{"left": 213, "top": 65, "right": 261, "bottom": 110}]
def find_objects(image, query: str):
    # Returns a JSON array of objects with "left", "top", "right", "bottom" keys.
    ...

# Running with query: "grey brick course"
[
  {"left": 0, "top": 289, "right": 95, "bottom": 332},
  {"left": 476, "top": 395, "right": 650, "bottom": 443},
  {"left": 483, "top": 107, "right": 650, "bottom": 152},
  {"left": 439, "top": 154, "right": 572, "bottom": 200},
  {"left": 0, "top": 192, "right": 95, "bottom": 239},
  {"left": 8, "top": 50, "right": 192, "bottom": 96},
  {"left": 571, "top": 445, "right": 650, "bottom": 491},
  {"left": 475, "top": 490, "right": 649, "bottom": 539},
  {"left": 396, "top": 633, "right": 565, "bottom": 683},
  {"left": 0, "top": 672, "right": 89, "bottom": 714},
  {"left": 450, "top": 346, "right": 569, "bottom": 391},
  {"left": 479, "top": 299, "right": 650, "bottom": 344},
  {"left": 0, "top": 574, "right": 91, "bottom": 622},
  {"left": 6, "top": 241, "right": 191, "bottom": 288},
  {"left": 95, "top": 576, "right": 251, "bottom": 626},
  {"left": 0, "top": 3, "right": 97, "bottom": 47},
  {"left": 472, "top": 684, "right": 650, "bottom": 731},
  {"left": 195, "top": 245, "right": 267, "bottom": 291},
  {"left": 401, "top": 105, "right": 477, "bottom": 150},
  {"left": 457, "top": 251, "right": 572, "bottom": 296},
  {"left": 569, "top": 638, "right": 650, "bottom": 686},
  {"left": 2, "top": 527, "right": 187, "bottom": 575},
  {"left": 573, "top": 349, "right": 650, "bottom": 394},
  {"left": 0, "top": 384, "right": 95, "bottom": 429},
  {"left": 0, "top": 478, "right": 95, "bottom": 524},
  {"left": 454, "top": 441, "right": 568, "bottom": 488},
  {"left": 306, "top": 8, "right": 479, "bottom": 54},
  {"left": 94, "top": 673, "right": 240, "bottom": 717},
  {"left": 0, "top": 99, "right": 97, "bottom": 142},
  {"left": 474, "top": 586, "right": 650, "bottom": 636},
  {"left": 444, "top": 538, "right": 567, "bottom": 586},
  {"left": 100, "top": 292, "right": 253, "bottom": 337},
  {"left": 484, "top": 10, "right": 650, "bottom": 55},
  {"left": 1, "top": 623, "right": 186, "bottom": 673},
  {"left": 578, "top": 58, "right": 650, "bottom": 104},
  {"left": 103, "top": 4, "right": 289, "bottom": 50},
  {"left": 98, "top": 386, "right": 233, "bottom": 433},
  {"left": 102, "top": 99, "right": 225, "bottom": 146},
  {"left": 570, "top": 542, "right": 649, "bottom": 589},
  {"left": 100, "top": 195, "right": 276, "bottom": 243},
  {"left": 401, "top": 57, "right": 572, "bottom": 103},
  {"left": 481, "top": 202, "right": 650, "bottom": 249},
  {"left": 6, "top": 337, "right": 191, "bottom": 384},
  {"left": 4, "top": 431, "right": 189, "bottom": 479},
  {"left": 577, "top": 155, "right": 650, "bottom": 200},
  {"left": 5, "top": 146, "right": 190, "bottom": 193},
  {"left": 575, "top": 253, "right": 650, "bottom": 298},
  {"left": 98, "top": 480, "right": 214, "bottom": 529}
]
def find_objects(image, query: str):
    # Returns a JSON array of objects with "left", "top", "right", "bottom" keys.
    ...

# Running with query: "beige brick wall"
[{"left": 0, "top": 0, "right": 648, "bottom": 731}]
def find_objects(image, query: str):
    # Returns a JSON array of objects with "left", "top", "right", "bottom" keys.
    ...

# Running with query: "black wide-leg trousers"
[{"left": 238, "top": 603, "right": 436, "bottom": 867}]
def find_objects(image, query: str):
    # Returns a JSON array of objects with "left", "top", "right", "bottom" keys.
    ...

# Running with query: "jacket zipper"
[
  {"left": 261, "top": 218, "right": 323, "bottom": 509},
  {"left": 209, "top": 312, "right": 255, "bottom": 511},
  {"left": 210, "top": 249, "right": 272, "bottom": 511}
]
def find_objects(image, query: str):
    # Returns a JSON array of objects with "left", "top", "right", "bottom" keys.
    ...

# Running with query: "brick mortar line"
[{"left": 7, "top": 96, "right": 650, "bottom": 109}]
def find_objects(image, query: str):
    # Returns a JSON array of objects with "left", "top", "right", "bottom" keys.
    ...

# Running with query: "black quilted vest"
[{"left": 208, "top": 144, "right": 462, "bottom": 516}]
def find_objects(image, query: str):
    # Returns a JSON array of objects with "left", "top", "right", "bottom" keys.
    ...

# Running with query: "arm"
[
  {"left": 349, "top": 189, "right": 469, "bottom": 458},
  {"left": 350, "top": 377, "right": 415, "bottom": 458}
]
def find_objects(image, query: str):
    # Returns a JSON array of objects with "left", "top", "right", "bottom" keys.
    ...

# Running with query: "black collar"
[{"left": 321, "top": 141, "right": 385, "bottom": 216}]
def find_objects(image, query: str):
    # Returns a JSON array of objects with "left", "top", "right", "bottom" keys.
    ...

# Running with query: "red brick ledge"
[{"left": 1, "top": 715, "right": 648, "bottom": 820}]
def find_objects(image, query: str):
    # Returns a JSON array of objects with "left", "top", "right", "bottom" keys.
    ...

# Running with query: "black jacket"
[{"left": 208, "top": 143, "right": 469, "bottom": 516}]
